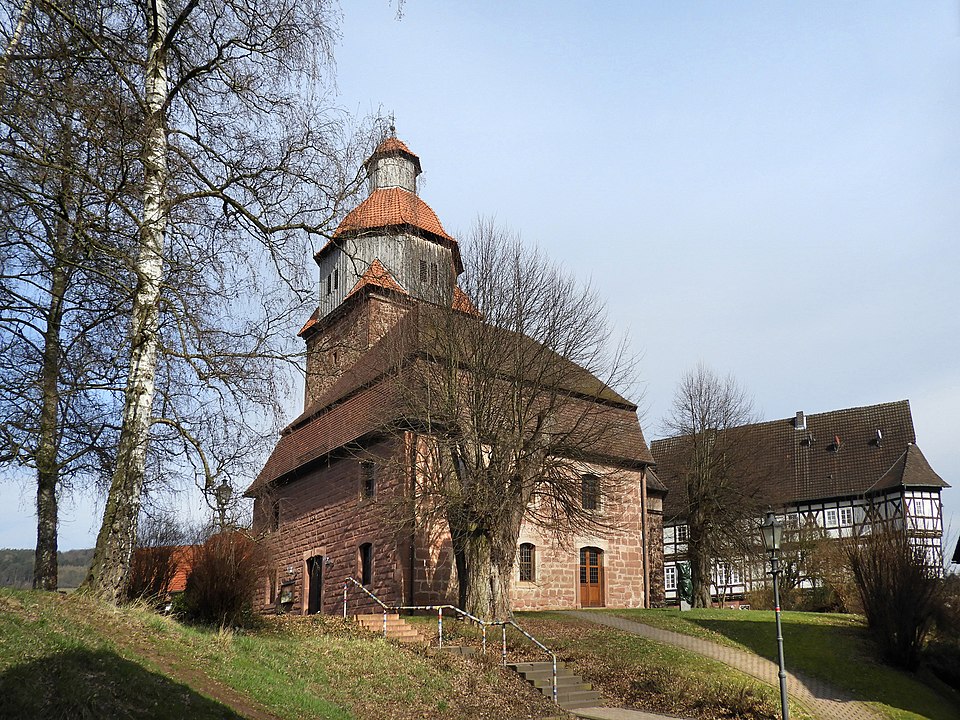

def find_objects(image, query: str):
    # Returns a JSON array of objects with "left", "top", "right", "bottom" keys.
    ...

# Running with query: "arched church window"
[{"left": 518, "top": 543, "right": 536, "bottom": 582}]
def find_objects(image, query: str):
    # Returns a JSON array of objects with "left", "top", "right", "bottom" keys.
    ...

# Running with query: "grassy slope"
[
  {"left": 0, "top": 589, "right": 557, "bottom": 720},
  {"left": 608, "top": 609, "right": 960, "bottom": 720},
  {"left": 414, "top": 613, "right": 814, "bottom": 720}
]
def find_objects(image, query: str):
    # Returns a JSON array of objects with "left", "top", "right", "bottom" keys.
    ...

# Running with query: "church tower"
[{"left": 299, "top": 132, "right": 470, "bottom": 405}]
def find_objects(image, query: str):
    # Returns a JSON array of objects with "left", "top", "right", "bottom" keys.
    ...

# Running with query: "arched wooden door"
[{"left": 579, "top": 547, "right": 605, "bottom": 607}]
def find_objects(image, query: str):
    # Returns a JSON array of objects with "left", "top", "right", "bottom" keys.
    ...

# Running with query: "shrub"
[
  {"left": 845, "top": 528, "right": 943, "bottom": 670},
  {"left": 181, "top": 531, "right": 264, "bottom": 627},
  {"left": 125, "top": 513, "right": 186, "bottom": 605},
  {"left": 126, "top": 546, "right": 180, "bottom": 604}
]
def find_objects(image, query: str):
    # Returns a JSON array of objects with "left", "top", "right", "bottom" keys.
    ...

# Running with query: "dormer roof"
[{"left": 346, "top": 258, "right": 408, "bottom": 299}]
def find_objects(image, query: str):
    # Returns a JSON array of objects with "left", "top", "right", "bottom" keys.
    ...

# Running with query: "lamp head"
[{"left": 760, "top": 511, "right": 782, "bottom": 554}]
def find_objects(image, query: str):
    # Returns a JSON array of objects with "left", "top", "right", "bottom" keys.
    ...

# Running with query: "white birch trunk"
[{"left": 84, "top": 0, "right": 169, "bottom": 603}]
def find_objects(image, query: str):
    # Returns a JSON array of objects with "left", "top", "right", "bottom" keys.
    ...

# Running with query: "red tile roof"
[
  {"left": 333, "top": 187, "right": 453, "bottom": 242},
  {"left": 452, "top": 286, "right": 481, "bottom": 317},
  {"left": 651, "top": 400, "right": 949, "bottom": 521},
  {"left": 167, "top": 546, "right": 195, "bottom": 593},
  {"left": 366, "top": 137, "right": 422, "bottom": 174},
  {"left": 297, "top": 308, "right": 320, "bottom": 338},
  {"left": 346, "top": 259, "right": 407, "bottom": 299}
]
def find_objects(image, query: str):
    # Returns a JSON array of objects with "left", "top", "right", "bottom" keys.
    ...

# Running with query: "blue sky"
[{"left": 2, "top": 1, "right": 958, "bottom": 554}]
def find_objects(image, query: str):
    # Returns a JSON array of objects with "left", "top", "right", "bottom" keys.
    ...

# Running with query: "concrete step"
[
  {"left": 352, "top": 614, "right": 426, "bottom": 643},
  {"left": 509, "top": 659, "right": 605, "bottom": 712},
  {"left": 532, "top": 676, "right": 590, "bottom": 690},
  {"left": 439, "top": 645, "right": 477, "bottom": 656},
  {"left": 507, "top": 661, "right": 567, "bottom": 672},
  {"left": 561, "top": 697, "right": 604, "bottom": 710},
  {"left": 353, "top": 613, "right": 399, "bottom": 621}
]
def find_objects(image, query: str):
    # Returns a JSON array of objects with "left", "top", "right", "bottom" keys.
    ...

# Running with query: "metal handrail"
[{"left": 342, "top": 577, "right": 558, "bottom": 705}]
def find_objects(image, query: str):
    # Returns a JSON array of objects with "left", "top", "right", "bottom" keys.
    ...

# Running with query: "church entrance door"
[
  {"left": 306, "top": 555, "right": 324, "bottom": 614},
  {"left": 579, "top": 547, "right": 605, "bottom": 607}
]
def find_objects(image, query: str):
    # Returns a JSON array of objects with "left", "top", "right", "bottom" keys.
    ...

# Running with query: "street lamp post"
[
  {"left": 760, "top": 511, "right": 789, "bottom": 720},
  {"left": 214, "top": 479, "right": 232, "bottom": 529}
]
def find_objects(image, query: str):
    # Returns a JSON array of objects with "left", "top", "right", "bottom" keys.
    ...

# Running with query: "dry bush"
[
  {"left": 845, "top": 528, "right": 943, "bottom": 670},
  {"left": 126, "top": 547, "right": 179, "bottom": 604},
  {"left": 125, "top": 514, "right": 185, "bottom": 604},
  {"left": 182, "top": 531, "right": 264, "bottom": 626}
]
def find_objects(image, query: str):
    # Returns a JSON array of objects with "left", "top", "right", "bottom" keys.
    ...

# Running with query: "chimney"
[{"left": 794, "top": 411, "right": 806, "bottom": 431}]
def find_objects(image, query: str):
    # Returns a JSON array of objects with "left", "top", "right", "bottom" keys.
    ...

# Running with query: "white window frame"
[
  {"left": 664, "top": 566, "right": 677, "bottom": 592},
  {"left": 839, "top": 507, "right": 853, "bottom": 526},
  {"left": 676, "top": 524, "right": 689, "bottom": 543},
  {"left": 825, "top": 508, "right": 838, "bottom": 527}
]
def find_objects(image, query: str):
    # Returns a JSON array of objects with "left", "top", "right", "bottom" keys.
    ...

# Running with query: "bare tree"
[
  {"left": 1, "top": 1, "right": 135, "bottom": 590},
  {"left": 845, "top": 524, "right": 944, "bottom": 670},
  {"left": 661, "top": 364, "right": 759, "bottom": 607},
  {"left": 391, "top": 220, "right": 643, "bottom": 619},
  {"left": 21, "top": 0, "right": 373, "bottom": 603}
]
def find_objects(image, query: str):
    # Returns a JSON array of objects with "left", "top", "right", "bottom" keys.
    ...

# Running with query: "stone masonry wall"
[
  {"left": 254, "top": 437, "right": 408, "bottom": 616},
  {"left": 511, "top": 467, "right": 649, "bottom": 611},
  {"left": 304, "top": 292, "right": 411, "bottom": 406}
]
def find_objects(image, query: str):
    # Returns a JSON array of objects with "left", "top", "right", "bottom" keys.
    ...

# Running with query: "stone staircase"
[
  {"left": 352, "top": 614, "right": 604, "bottom": 715},
  {"left": 508, "top": 660, "right": 603, "bottom": 711},
  {"left": 353, "top": 613, "right": 424, "bottom": 644}
]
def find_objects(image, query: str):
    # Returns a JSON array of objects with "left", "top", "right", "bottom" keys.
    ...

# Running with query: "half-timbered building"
[{"left": 653, "top": 401, "right": 949, "bottom": 605}]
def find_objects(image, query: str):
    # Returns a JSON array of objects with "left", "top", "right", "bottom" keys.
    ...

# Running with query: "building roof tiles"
[
  {"left": 346, "top": 259, "right": 407, "bottom": 299},
  {"left": 651, "top": 400, "right": 948, "bottom": 522},
  {"left": 333, "top": 187, "right": 453, "bottom": 242},
  {"left": 247, "top": 306, "right": 654, "bottom": 496}
]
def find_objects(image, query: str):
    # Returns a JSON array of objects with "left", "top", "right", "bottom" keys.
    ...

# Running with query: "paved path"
[{"left": 563, "top": 611, "right": 883, "bottom": 720}]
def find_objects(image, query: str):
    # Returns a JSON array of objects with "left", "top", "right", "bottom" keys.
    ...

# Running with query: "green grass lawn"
[
  {"left": 0, "top": 589, "right": 557, "bottom": 720},
  {"left": 607, "top": 608, "right": 960, "bottom": 720}
]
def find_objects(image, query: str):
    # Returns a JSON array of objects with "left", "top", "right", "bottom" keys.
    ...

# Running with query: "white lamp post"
[{"left": 760, "top": 511, "right": 789, "bottom": 720}]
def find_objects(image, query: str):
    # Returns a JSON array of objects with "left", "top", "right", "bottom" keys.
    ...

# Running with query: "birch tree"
[{"left": 16, "top": 0, "right": 369, "bottom": 603}]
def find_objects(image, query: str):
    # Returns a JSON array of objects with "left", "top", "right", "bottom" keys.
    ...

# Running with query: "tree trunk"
[
  {"left": 34, "top": 256, "right": 67, "bottom": 590},
  {"left": 452, "top": 529, "right": 514, "bottom": 621},
  {"left": 688, "top": 507, "right": 712, "bottom": 608},
  {"left": 34, "top": 124, "right": 73, "bottom": 592},
  {"left": 83, "top": 1, "right": 169, "bottom": 604}
]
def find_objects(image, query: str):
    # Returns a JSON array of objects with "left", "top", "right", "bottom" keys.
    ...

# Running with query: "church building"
[{"left": 245, "top": 133, "right": 665, "bottom": 615}]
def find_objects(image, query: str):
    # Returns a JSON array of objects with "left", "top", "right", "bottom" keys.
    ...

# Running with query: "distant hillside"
[{"left": 0, "top": 548, "right": 94, "bottom": 589}]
